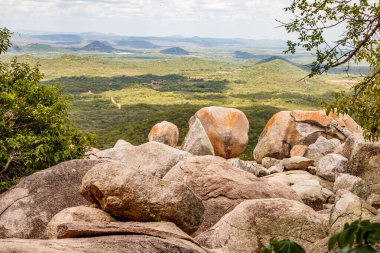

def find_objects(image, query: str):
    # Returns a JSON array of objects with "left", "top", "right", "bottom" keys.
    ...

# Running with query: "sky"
[{"left": 0, "top": 0, "right": 293, "bottom": 39}]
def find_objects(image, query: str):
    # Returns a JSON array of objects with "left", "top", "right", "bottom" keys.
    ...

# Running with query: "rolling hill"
[
  {"left": 116, "top": 40, "right": 161, "bottom": 49},
  {"left": 77, "top": 41, "right": 119, "bottom": 53},
  {"left": 160, "top": 47, "right": 190, "bottom": 55}
]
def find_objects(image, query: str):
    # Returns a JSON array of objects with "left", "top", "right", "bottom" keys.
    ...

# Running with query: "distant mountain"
[
  {"left": 78, "top": 41, "right": 118, "bottom": 53},
  {"left": 9, "top": 45, "right": 21, "bottom": 52},
  {"left": 234, "top": 51, "right": 255, "bottom": 59},
  {"left": 256, "top": 56, "right": 309, "bottom": 71},
  {"left": 160, "top": 47, "right": 189, "bottom": 55},
  {"left": 116, "top": 40, "right": 161, "bottom": 49},
  {"left": 32, "top": 34, "right": 82, "bottom": 43},
  {"left": 21, "top": 43, "right": 62, "bottom": 53}
]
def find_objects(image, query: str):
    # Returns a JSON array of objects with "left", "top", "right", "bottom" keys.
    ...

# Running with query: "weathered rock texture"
[
  {"left": 195, "top": 198, "right": 327, "bottom": 253},
  {"left": 80, "top": 161, "right": 204, "bottom": 234},
  {"left": 148, "top": 121, "right": 179, "bottom": 147},
  {"left": 305, "top": 136, "right": 341, "bottom": 162},
  {"left": 190, "top": 106, "right": 249, "bottom": 158},
  {"left": 264, "top": 171, "right": 333, "bottom": 210},
  {"left": 316, "top": 154, "right": 348, "bottom": 181},
  {"left": 96, "top": 141, "right": 191, "bottom": 178},
  {"left": 283, "top": 156, "right": 314, "bottom": 170},
  {"left": 333, "top": 174, "right": 369, "bottom": 199},
  {"left": 253, "top": 110, "right": 358, "bottom": 163},
  {"left": 330, "top": 191, "right": 378, "bottom": 234},
  {"left": 181, "top": 118, "right": 215, "bottom": 156},
  {"left": 47, "top": 206, "right": 116, "bottom": 239},
  {"left": 0, "top": 159, "right": 106, "bottom": 239},
  {"left": 0, "top": 235, "right": 207, "bottom": 253},
  {"left": 340, "top": 133, "right": 380, "bottom": 195},
  {"left": 163, "top": 156, "right": 301, "bottom": 235}
]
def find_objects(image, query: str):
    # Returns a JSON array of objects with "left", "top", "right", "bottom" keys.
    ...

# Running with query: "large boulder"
[
  {"left": 96, "top": 141, "right": 191, "bottom": 178},
  {"left": 148, "top": 121, "right": 179, "bottom": 147},
  {"left": 305, "top": 136, "right": 341, "bottom": 162},
  {"left": 163, "top": 156, "right": 301, "bottom": 235},
  {"left": 195, "top": 198, "right": 327, "bottom": 253},
  {"left": 330, "top": 191, "right": 378, "bottom": 234},
  {"left": 0, "top": 234, "right": 207, "bottom": 253},
  {"left": 316, "top": 154, "right": 348, "bottom": 182},
  {"left": 253, "top": 110, "right": 356, "bottom": 163},
  {"left": 47, "top": 206, "right": 116, "bottom": 239},
  {"left": 0, "top": 159, "right": 106, "bottom": 239},
  {"left": 80, "top": 161, "right": 204, "bottom": 234},
  {"left": 189, "top": 106, "right": 249, "bottom": 158},
  {"left": 339, "top": 133, "right": 380, "bottom": 195},
  {"left": 264, "top": 171, "right": 334, "bottom": 210},
  {"left": 181, "top": 118, "right": 215, "bottom": 156}
]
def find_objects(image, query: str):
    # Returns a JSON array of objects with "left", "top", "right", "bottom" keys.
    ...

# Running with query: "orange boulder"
[{"left": 148, "top": 121, "right": 179, "bottom": 147}]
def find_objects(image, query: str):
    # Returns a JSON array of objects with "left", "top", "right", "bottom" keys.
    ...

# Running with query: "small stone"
[
  {"left": 262, "top": 157, "right": 282, "bottom": 169},
  {"left": 283, "top": 156, "right": 315, "bottom": 170},
  {"left": 307, "top": 166, "right": 317, "bottom": 175},
  {"left": 290, "top": 145, "right": 308, "bottom": 157},
  {"left": 268, "top": 164, "right": 284, "bottom": 174}
]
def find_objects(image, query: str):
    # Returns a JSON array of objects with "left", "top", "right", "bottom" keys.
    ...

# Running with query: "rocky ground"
[{"left": 0, "top": 106, "right": 379, "bottom": 253}]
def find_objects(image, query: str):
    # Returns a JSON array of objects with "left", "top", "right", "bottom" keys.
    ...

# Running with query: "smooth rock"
[
  {"left": 96, "top": 141, "right": 191, "bottom": 178},
  {"left": 190, "top": 106, "right": 249, "bottom": 158},
  {"left": 80, "top": 160, "right": 204, "bottom": 234},
  {"left": 163, "top": 156, "right": 301, "bottom": 235},
  {"left": 264, "top": 171, "right": 334, "bottom": 210},
  {"left": 148, "top": 121, "right": 179, "bottom": 147},
  {"left": 195, "top": 198, "right": 327, "bottom": 253},
  {"left": 47, "top": 206, "right": 116, "bottom": 239},
  {"left": 283, "top": 156, "right": 314, "bottom": 170},
  {"left": 181, "top": 118, "right": 215, "bottom": 156},
  {"left": 316, "top": 154, "right": 348, "bottom": 181},
  {"left": 114, "top": 139, "right": 133, "bottom": 148},
  {"left": 0, "top": 159, "right": 106, "bottom": 239},
  {"left": 333, "top": 174, "right": 369, "bottom": 199},
  {"left": 305, "top": 136, "right": 341, "bottom": 162}
]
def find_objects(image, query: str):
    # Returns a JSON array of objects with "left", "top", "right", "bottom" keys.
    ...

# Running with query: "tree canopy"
[
  {"left": 0, "top": 28, "right": 95, "bottom": 192},
  {"left": 282, "top": 0, "right": 380, "bottom": 141}
]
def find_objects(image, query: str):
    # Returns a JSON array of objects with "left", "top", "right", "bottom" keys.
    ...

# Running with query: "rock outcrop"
[
  {"left": 96, "top": 141, "right": 191, "bottom": 178},
  {"left": 189, "top": 106, "right": 249, "bottom": 158},
  {"left": 264, "top": 171, "right": 333, "bottom": 210},
  {"left": 148, "top": 121, "right": 179, "bottom": 147},
  {"left": 253, "top": 110, "right": 358, "bottom": 163},
  {"left": 163, "top": 156, "right": 301, "bottom": 235},
  {"left": 195, "top": 198, "right": 327, "bottom": 253},
  {"left": 0, "top": 159, "right": 106, "bottom": 239},
  {"left": 80, "top": 160, "right": 204, "bottom": 234}
]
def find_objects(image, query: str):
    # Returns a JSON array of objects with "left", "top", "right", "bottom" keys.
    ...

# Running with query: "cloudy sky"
[{"left": 0, "top": 0, "right": 293, "bottom": 39}]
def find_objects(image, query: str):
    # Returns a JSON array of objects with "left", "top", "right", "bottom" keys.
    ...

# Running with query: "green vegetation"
[
  {"left": 262, "top": 220, "right": 380, "bottom": 253},
  {"left": 283, "top": 0, "right": 380, "bottom": 141},
  {"left": 0, "top": 30, "right": 94, "bottom": 193},
  {"left": 0, "top": 53, "right": 347, "bottom": 159}
]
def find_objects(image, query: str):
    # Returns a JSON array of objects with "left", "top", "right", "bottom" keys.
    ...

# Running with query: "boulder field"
[{"left": 0, "top": 107, "right": 379, "bottom": 253}]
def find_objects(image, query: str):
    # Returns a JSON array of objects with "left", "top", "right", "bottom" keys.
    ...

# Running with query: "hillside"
[
  {"left": 78, "top": 41, "right": 118, "bottom": 53},
  {"left": 21, "top": 43, "right": 62, "bottom": 53},
  {"left": 234, "top": 51, "right": 255, "bottom": 59},
  {"left": 160, "top": 47, "right": 190, "bottom": 55}
]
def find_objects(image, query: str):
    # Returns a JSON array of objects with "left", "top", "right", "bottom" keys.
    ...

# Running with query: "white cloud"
[{"left": 0, "top": 0, "right": 293, "bottom": 38}]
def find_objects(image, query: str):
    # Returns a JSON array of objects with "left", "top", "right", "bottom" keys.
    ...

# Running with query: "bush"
[{"left": 0, "top": 28, "right": 95, "bottom": 192}]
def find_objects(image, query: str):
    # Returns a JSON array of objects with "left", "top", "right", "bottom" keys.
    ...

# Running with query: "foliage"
[
  {"left": 0, "top": 28, "right": 12, "bottom": 55},
  {"left": 261, "top": 220, "right": 380, "bottom": 253},
  {"left": 328, "top": 220, "right": 380, "bottom": 253},
  {"left": 0, "top": 29, "right": 95, "bottom": 192},
  {"left": 282, "top": 0, "right": 380, "bottom": 141},
  {"left": 260, "top": 238, "right": 306, "bottom": 253}
]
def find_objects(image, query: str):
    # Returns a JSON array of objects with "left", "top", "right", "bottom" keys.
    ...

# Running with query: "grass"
[{"left": 1, "top": 53, "right": 350, "bottom": 159}]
